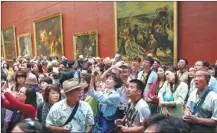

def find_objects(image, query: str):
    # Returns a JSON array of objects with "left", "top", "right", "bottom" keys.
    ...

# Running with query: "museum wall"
[{"left": 2, "top": 1, "right": 217, "bottom": 66}]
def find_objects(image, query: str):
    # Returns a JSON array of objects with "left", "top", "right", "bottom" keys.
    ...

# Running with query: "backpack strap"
[
  {"left": 63, "top": 102, "right": 79, "bottom": 126},
  {"left": 192, "top": 89, "right": 211, "bottom": 115}
]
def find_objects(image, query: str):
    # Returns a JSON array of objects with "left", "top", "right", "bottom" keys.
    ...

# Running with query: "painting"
[
  {"left": 73, "top": 32, "right": 98, "bottom": 59},
  {"left": 2, "top": 25, "right": 17, "bottom": 61},
  {"left": 1, "top": 33, "right": 4, "bottom": 58},
  {"left": 33, "top": 13, "right": 64, "bottom": 59},
  {"left": 17, "top": 33, "right": 33, "bottom": 57},
  {"left": 114, "top": 2, "right": 177, "bottom": 65}
]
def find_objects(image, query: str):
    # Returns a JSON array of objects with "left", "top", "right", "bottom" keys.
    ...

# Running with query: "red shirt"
[
  {"left": 148, "top": 80, "right": 159, "bottom": 103},
  {"left": 1, "top": 92, "right": 36, "bottom": 120}
]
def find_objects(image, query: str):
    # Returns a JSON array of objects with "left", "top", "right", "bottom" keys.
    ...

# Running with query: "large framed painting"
[
  {"left": 17, "top": 33, "right": 33, "bottom": 57},
  {"left": 2, "top": 25, "right": 17, "bottom": 61},
  {"left": 73, "top": 32, "right": 98, "bottom": 59},
  {"left": 33, "top": 13, "right": 64, "bottom": 59},
  {"left": 1, "top": 33, "right": 4, "bottom": 58},
  {"left": 114, "top": 2, "right": 177, "bottom": 65}
]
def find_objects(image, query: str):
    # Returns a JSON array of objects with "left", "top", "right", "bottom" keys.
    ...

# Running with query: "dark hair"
[
  {"left": 155, "top": 65, "right": 167, "bottom": 87},
  {"left": 13, "top": 64, "right": 19, "bottom": 71},
  {"left": 3, "top": 63, "right": 9, "bottom": 70},
  {"left": 1, "top": 67, "right": 7, "bottom": 81},
  {"left": 154, "top": 59, "right": 161, "bottom": 65},
  {"left": 15, "top": 71, "right": 27, "bottom": 82},
  {"left": 133, "top": 56, "right": 141, "bottom": 63},
  {"left": 104, "top": 63, "right": 112, "bottom": 70},
  {"left": 119, "top": 65, "right": 130, "bottom": 70},
  {"left": 129, "top": 79, "right": 145, "bottom": 97},
  {"left": 96, "top": 63, "right": 105, "bottom": 73},
  {"left": 179, "top": 58, "right": 188, "bottom": 66},
  {"left": 48, "top": 56, "right": 53, "bottom": 61},
  {"left": 47, "top": 65, "right": 53, "bottom": 73},
  {"left": 15, "top": 71, "right": 27, "bottom": 91},
  {"left": 166, "top": 66, "right": 180, "bottom": 92},
  {"left": 16, "top": 118, "right": 47, "bottom": 133},
  {"left": 106, "top": 72, "right": 123, "bottom": 89},
  {"left": 215, "top": 65, "right": 217, "bottom": 78},
  {"left": 32, "top": 63, "right": 43, "bottom": 73},
  {"left": 208, "top": 65, "right": 214, "bottom": 69},
  {"left": 144, "top": 56, "right": 154, "bottom": 66},
  {"left": 25, "top": 62, "right": 32, "bottom": 69},
  {"left": 22, "top": 85, "right": 37, "bottom": 108},
  {"left": 58, "top": 70, "right": 75, "bottom": 85},
  {"left": 43, "top": 85, "right": 61, "bottom": 103},
  {"left": 81, "top": 74, "right": 91, "bottom": 92},
  {"left": 144, "top": 114, "right": 190, "bottom": 133},
  {"left": 198, "top": 60, "right": 209, "bottom": 67},
  {"left": 40, "top": 77, "right": 53, "bottom": 84}
]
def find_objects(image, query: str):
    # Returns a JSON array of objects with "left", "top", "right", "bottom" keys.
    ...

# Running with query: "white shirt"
[
  {"left": 46, "top": 99, "right": 94, "bottom": 133},
  {"left": 125, "top": 98, "right": 150, "bottom": 127}
]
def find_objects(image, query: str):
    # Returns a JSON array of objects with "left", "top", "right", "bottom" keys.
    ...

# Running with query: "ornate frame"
[
  {"left": 2, "top": 25, "right": 17, "bottom": 61},
  {"left": 73, "top": 31, "right": 98, "bottom": 59},
  {"left": 114, "top": 2, "right": 178, "bottom": 64},
  {"left": 33, "top": 13, "right": 64, "bottom": 57},
  {"left": 17, "top": 33, "right": 33, "bottom": 56}
]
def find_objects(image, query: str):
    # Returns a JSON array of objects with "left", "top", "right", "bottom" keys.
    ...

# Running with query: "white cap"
[{"left": 78, "top": 55, "right": 84, "bottom": 59}]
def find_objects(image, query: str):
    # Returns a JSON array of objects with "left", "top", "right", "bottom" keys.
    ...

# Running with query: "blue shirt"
[
  {"left": 137, "top": 70, "right": 157, "bottom": 99},
  {"left": 208, "top": 76, "right": 217, "bottom": 93},
  {"left": 88, "top": 88, "right": 120, "bottom": 117}
]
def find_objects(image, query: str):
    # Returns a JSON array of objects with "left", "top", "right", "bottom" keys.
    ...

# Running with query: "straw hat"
[{"left": 62, "top": 78, "right": 88, "bottom": 93}]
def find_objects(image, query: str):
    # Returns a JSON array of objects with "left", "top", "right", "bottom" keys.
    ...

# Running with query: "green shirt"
[
  {"left": 85, "top": 96, "right": 98, "bottom": 116},
  {"left": 158, "top": 81, "right": 188, "bottom": 117}
]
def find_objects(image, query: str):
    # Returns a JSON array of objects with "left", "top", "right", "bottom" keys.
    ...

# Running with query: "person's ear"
[{"left": 138, "top": 89, "right": 142, "bottom": 95}]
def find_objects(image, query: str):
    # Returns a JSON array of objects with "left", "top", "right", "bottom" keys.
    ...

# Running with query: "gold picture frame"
[
  {"left": 33, "top": 13, "right": 64, "bottom": 59},
  {"left": 1, "top": 32, "right": 5, "bottom": 58},
  {"left": 2, "top": 25, "right": 17, "bottom": 61},
  {"left": 73, "top": 32, "right": 98, "bottom": 59},
  {"left": 114, "top": 2, "right": 178, "bottom": 65},
  {"left": 17, "top": 33, "right": 33, "bottom": 57}
]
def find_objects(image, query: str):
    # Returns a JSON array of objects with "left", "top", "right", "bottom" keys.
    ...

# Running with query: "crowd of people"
[{"left": 1, "top": 54, "right": 217, "bottom": 133}]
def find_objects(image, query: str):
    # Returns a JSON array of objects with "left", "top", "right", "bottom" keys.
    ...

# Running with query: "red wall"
[
  {"left": 179, "top": 2, "right": 217, "bottom": 66},
  {"left": 1, "top": 1, "right": 115, "bottom": 60},
  {"left": 2, "top": 2, "right": 217, "bottom": 65}
]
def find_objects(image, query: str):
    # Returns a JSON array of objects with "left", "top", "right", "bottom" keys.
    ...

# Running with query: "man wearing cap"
[{"left": 46, "top": 79, "right": 94, "bottom": 133}]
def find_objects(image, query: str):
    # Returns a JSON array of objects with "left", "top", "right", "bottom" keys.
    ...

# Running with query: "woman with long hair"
[
  {"left": 1, "top": 83, "right": 37, "bottom": 132},
  {"left": 158, "top": 66, "right": 188, "bottom": 117},
  {"left": 148, "top": 65, "right": 167, "bottom": 114},
  {"left": 14, "top": 71, "right": 27, "bottom": 92}
]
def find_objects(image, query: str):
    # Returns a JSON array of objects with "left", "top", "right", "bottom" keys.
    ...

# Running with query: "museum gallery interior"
[{"left": 1, "top": 1, "right": 217, "bottom": 65}]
